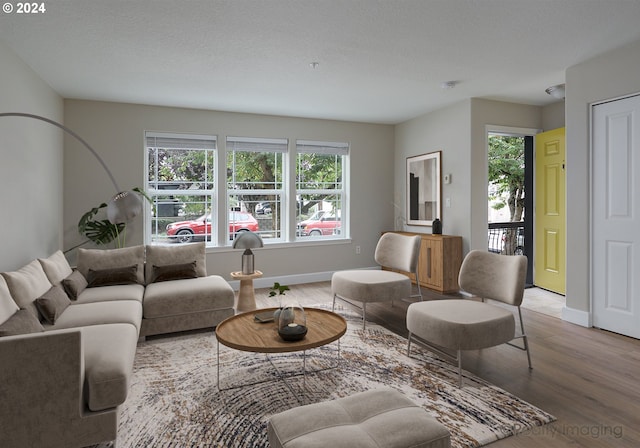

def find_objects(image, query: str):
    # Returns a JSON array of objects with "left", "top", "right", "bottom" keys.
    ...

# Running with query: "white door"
[{"left": 592, "top": 94, "right": 640, "bottom": 339}]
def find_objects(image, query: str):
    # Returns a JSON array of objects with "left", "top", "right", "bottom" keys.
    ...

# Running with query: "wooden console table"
[{"left": 384, "top": 231, "right": 463, "bottom": 293}]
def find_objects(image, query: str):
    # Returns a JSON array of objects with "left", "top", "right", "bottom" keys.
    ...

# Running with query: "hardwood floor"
[{"left": 255, "top": 281, "right": 640, "bottom": 448}]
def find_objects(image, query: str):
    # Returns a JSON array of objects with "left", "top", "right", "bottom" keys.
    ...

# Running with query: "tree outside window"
[{"left": 488, "top": 134, "right": 525, "bottom": 254}]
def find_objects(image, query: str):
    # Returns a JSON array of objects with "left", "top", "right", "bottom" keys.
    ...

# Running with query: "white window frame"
[
  {"left": 145, "top": 133, "right": 350, "bottom": 247},
  {"left": 145, "top": 132, "right": 218, "bottom": 245},
  {"left": 226, "top": 136, "right": 288, "bottom": 243},
  {"left": 295, "top": 140, "right": 350, "bottom": 240}
]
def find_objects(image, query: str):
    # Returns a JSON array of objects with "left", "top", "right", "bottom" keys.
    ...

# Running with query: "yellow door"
[{"left": 534, "top": 128, "right": 566, "bottom": 294}]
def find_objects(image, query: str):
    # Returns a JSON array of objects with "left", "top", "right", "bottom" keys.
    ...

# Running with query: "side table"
[{"left": 230, "top": 270, "right": 263, "bottom": 312}]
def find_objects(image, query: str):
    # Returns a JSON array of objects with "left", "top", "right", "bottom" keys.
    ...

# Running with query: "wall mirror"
[{"left": 407, "top": 150, "right": 442, "bottom": 226}]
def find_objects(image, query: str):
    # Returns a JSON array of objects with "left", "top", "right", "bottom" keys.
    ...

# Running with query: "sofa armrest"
[{"left": 0, "top": 330, "right": 85, "bottom": 447}]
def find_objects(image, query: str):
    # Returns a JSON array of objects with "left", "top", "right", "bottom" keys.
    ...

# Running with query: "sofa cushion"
[
  {"left": 62, "top": 269, "right": 88, "bottom": 300},
  {"left": 76, "top": 283, "right": 144, "bottom": 304},
  {"left": 145, "top": 242, "right": 206, "bottom": 284},
  {"left": 77, "top": 245, "right": 145, "bottom": 285},
  {"left": 0, "top": 276, "right": 19, "bottom": 325},
  {"left": 1, "top": 260, "right": 52, "bottom": 319},
  {"left": 150, "top": 261, "right": 198, "bottom": 283},
  {"left": 38, "top": 250, "right": 73, "bottom": 285},
  {"left": 143, "top": 275, "right": 234, "bottom": 318},
  {"left": 87, "top": 265, "right": 139, "bottom": 287},
  {"left": 35, "top": 285, "right": 71, "bottom": 324},
  {"left": 81, "top": 323, "right": 138, "bottom": 411},
  {"left": 0, "top": 309, "right": 45, "bottom": 336},
  {"left": 43, "top": 300, "right": 143, "bottom": 333}
]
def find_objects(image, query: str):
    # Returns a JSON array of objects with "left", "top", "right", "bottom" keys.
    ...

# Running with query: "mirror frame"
[{"left": 406, "top": 150, "right": 442, "bottom": 227}]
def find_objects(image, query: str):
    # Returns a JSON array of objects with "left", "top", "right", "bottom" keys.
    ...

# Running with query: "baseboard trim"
[
  {"left": 229, "top": 268, "right": 379, "bottom": 291},
  {"left": 561, "top": 306, "right": 591, "bottom": 327}
]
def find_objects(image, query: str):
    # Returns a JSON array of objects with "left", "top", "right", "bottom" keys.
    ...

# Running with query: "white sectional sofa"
[{"left": 0, "top": 242, "right": 234, "bottom": 448}]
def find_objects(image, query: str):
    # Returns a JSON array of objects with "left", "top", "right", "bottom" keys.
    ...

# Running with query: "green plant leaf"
[
  {"left": 78, "top": 203, "right": 108, "bottom": 233},
  {"left": 269, "top": 282, "right": 290, "bottom": 296},
  {"left": 80, "top": 219, "right": 124, "bottom": 245}
]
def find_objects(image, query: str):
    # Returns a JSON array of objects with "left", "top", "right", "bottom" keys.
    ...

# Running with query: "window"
[
  {"left": 227, "top": 137, "right": 287, "bottom": 241},
  {"left": 295, "top": 140, "right": 349, "bottom": 239},
  {"left": 146, "top": 132, "right": 217, "bottom": 244},
  {"left": 145, "top": 133, "right": 349, "bottom": 246}
]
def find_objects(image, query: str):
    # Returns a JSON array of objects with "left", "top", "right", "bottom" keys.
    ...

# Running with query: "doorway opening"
[{"left": 486, "top": 127, "right": 534, "bottom": 286}]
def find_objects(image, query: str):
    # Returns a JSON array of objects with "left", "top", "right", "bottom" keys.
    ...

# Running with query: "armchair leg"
[
  {"left": 407, "top": 332, "right": 413, "bottom": 356},
  {"left": 457, "top": 350, "right": 462, "bottom": 388},
  {"left": 517, "top": 307, "right": 533, "bottom": 369},
  {"left": 362, "top": 303, "right": 367, "bottom": 330}
]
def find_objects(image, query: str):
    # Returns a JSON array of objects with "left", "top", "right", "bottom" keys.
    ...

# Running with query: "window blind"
[
  {"left": 227, "top": 136, "right": 288, "bottom": 153},
  {"left": 296, "top": 140, "right": 349, "bottom": 155},
  {"left": 146, "top": 132, "right": 217, "bottom": 150}
]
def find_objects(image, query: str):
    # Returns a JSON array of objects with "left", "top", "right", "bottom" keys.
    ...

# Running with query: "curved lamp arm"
[
  {"left": 0, "top": 112, "right": 141, "bottom": 224},
  {"left": 0, "top": 112, "right": 120, "bottom": 192}
]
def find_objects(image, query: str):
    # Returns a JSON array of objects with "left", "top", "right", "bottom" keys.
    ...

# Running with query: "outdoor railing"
[{"left": 488, "top": 221, "right": 525, "bottom": 255}]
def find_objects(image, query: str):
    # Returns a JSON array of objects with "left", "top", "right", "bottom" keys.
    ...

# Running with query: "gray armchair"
[
  {"left": 406, "top": 250, "right": 532, "bottom": 386},
  {"left": 332, "top": 232, "right": 422, "bottom": 329}
]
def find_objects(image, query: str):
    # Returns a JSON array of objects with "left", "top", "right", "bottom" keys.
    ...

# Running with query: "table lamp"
[{"left": 232, "top": 231, "right": 263, "bottom": 274}]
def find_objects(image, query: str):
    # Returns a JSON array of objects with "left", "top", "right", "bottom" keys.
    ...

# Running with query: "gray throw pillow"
[
  {"left": 62, "top": 269, "right": 88, "bottom": 300},
  {"left": 0, "top": 309, "right": 45, "bottom": 336},
  {"left": 151, "top": 262, "right": 198, "bottom": 283},
  {"left": 87, "top": 265, "right": 138, "bottom": 287},
  {"left": 35, "top": 285, "right": 71, "bottom": 325},
  {"left": 145, "top": 242, "right": 206, "bottom": 282}
]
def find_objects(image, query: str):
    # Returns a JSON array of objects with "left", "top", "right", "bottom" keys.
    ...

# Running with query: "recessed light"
[
  {"left": 309, "top": 62, "right": 320, "bottom": 69},
  {"left": 440, "top": 81, "right": 457, "bottom": 90}
]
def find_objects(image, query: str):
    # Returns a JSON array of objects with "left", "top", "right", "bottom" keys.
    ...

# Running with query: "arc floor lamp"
[{"left": 0, "top": 112, "right": 142, "bottom": 224}]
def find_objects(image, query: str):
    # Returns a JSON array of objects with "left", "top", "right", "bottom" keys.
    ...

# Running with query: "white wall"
[
  {"left": 542, "top": 101, "right": 565, "bottom": 131},
  {"left": 565, "top": 38, "right": 640, "bottom": 322},
  {"left": 395, "top": 100, "right": 472, "bottom": 250},
  {"left": 469, "top": 99, "right": 542, "bottom": 251},
  {"left": 63, "top": 100, "right": 395, "bottom": 282},
  {"left": 395, "top": 99, "right": 543, "bottom": 255},
  {"left": 0, "top": 42, "right": 63, "bottom": 271}
]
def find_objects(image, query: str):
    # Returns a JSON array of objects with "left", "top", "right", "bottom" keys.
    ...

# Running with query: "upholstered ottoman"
[{"left": 267, "top": 387, "right": 451, "bottom": 448}]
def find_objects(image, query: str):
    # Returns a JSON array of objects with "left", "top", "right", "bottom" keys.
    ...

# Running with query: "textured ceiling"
[{"left": 1, "top": 0, "right": 640, "bottom": 124}]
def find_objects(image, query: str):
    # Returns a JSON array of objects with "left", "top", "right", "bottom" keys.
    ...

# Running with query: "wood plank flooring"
[{"left": 255, "top": 281, "right": 640, "bottom": 448}]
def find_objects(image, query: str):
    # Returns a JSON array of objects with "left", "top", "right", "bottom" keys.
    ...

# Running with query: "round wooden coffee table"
[{"left": 215, "top": 307, "right": 347, "bottom": 393}]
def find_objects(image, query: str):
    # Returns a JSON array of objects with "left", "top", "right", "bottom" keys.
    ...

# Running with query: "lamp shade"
[
  {"left": 107, "top": 190, "right": 144, "bottom": 224},
  {"left": 233, "top": 231, "right": 263, "bottom": 274},
  {"left": 232, "top": 231, "right": 264, "bottom": 250}
]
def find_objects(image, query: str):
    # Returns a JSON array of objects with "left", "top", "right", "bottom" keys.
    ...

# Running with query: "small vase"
[
  {"left": 432, "top": 218, "right": 442, "bottom": 234},
  {"left": 278, "top": 301, "right": 307, "bottom": 341}
]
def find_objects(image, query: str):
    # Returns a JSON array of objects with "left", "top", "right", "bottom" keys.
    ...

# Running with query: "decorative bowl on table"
[{"left": 277, "top": 301, "right": 307, "bottom": 341}]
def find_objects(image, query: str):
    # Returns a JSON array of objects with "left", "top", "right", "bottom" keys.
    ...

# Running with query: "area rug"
[{"left": 99, "top": 306, "right": 554, "bottom": 447}]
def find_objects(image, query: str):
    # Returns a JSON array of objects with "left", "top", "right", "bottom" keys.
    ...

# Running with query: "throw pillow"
[
  {"left": 2, "top": 260, "right": 54, "bottom": 319},
  {"left": 62, "top": 269, "right": 88, "bottom": 300},
  {"left": 145, "top": 242, "right": 206, "bottom": 282},
  {"left": 151, "top": 261, "right": 198, "bottom": 283},
  {"left": 38, "top": 250, "right": 73, "bottom": 285},
  {"left": 77, "top": 245, "right": 145, "bottom": 285},
  {"left": 0, "top": 276, "right": 20, "bottom": 324},
  {"left": 87, "top": 265, "right": 138, "bottom": 287},
  {"left": 0, "top": 309, "right": 45, "bottom": 337},
  {"left": 35, "top": 285, "right": 71, "bottom": 325}
]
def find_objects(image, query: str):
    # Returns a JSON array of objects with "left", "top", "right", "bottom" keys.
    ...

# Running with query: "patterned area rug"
[{"left": 99, "top": 305, "right": 554, "bottom": 447}]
